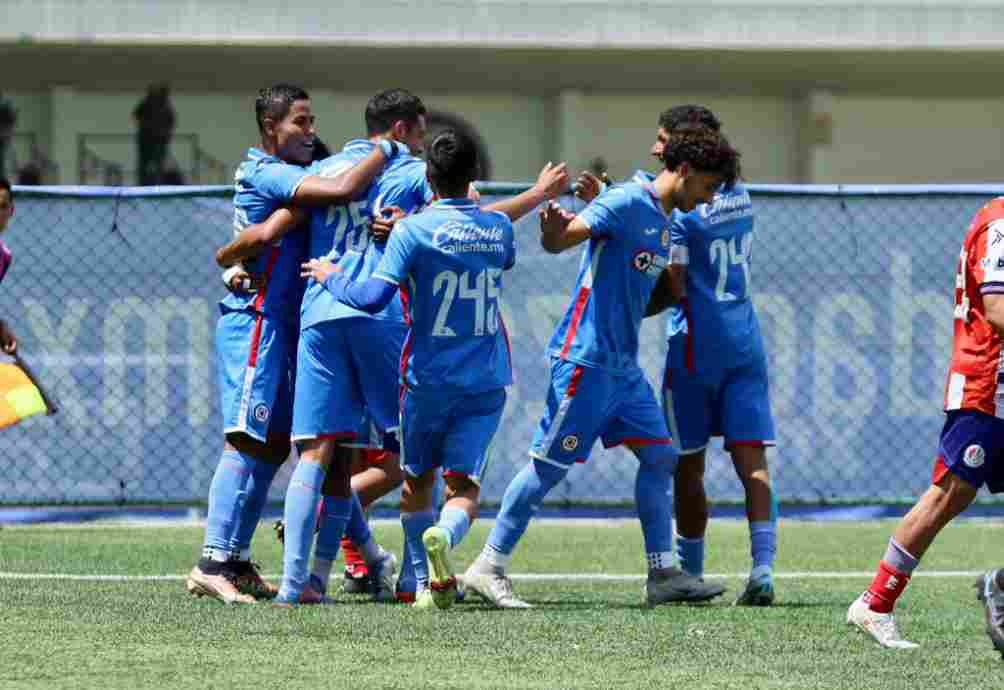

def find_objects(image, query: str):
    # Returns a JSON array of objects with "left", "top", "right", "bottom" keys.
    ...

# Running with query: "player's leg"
[
  {"left": 422, "top": 388, "right": 505, "bottom": 610},
  {"left": 848, "top": 410, "right": 993, "bottom": 648},
  {"left": 662, "top": 335, "right": 715, "bottom": 580},
  {"left": 275, "top": 322, "right": 359, "bottom": 605},
  {"left": 465, "top": 360, "right": 601, "bottom": 609},
  {"left": 721, "top": 355, "right": 778, "bottom": 605},
  {"left": 606, "top": 368, "right": 725, "bottom": 605},
  {"left": 188, "top": 310, "right": 287, "bottom": 604}
]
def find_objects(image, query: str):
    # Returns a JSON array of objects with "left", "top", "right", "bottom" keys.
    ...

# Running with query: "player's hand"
[
  {"left": 531, "top": 162, "right": 570, "bottom": 201},
  {"left": 574, "top": 171, "right": 609, "bottom": 203},
  {"left": 539, "top": 200, "right": 573, "bottom": 236},
  {"left": 467, "top": 183, "right": 481, "bottom": 204},
  {"left": 227, "top": 270, "right": 265, "bottom": 294},
  {"left": 301, "top": 258, "right": 341, "bottom": 283},
  {"left": 370, "top": 206, "right": 406, "bottom": 242},
  {"left": 0, "top": 320, "right": 17, "bottom": 356}
]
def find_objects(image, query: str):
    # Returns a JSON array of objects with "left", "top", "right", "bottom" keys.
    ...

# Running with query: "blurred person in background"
[
  {"left": 133, "top": 83, "right": 176, "bottom": 185},
  {"left": 0, "top": 177, "right": 18, "bottom": 354},
  {"left": 0, "top": 93, "right": 17, "bottom": 178}
]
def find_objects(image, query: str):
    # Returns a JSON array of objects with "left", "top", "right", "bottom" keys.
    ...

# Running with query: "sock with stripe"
[
  {"left": 231, "top": 458, "right": 281, "bottom": 556},
  {"left": 204, "top": 449, "right": 258, "bottom": 560},
  {"left": 864, "top": 538, "right": 919, "bottom": 613}
]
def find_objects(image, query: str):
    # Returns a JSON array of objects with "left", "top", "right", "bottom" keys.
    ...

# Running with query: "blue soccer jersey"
[
  {"left": 373, "top": 198, "right": 515, "bottom": 393},
  {"left": 666, "top": 182, "right": 762, "bottom": 367},
  {"left": 220, "top": 148, "right": 310, "bottom": 325},
  {"left": 300, "top": 140, "right": 431, "bottom": 329},
  {"left": 547, "top": 183, "right": 673, "bottom": 373}
]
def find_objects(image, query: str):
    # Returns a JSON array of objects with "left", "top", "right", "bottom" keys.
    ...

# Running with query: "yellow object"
[{"left": 0, "top": 362, "right": 48, "bottom": 429}]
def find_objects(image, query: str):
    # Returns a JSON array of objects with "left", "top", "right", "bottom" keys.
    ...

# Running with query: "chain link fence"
[{"left": 1, "top": 183, "right": 1000, "bottom": 506}]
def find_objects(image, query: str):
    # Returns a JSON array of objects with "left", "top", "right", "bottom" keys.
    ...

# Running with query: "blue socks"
[
  {"left": 401, "top": 510, "right": 435, "bottom": 589},
  {"left": 204, "top": 449, "right": 267, "bottom": 559},
  {"left": 232, "top": 458, "right": 280, "bottom": 555},
  {"left": 750, "top": 521, "right": 777, "bottom": 575},
  {"left": 677, "top": 536, "right": 705, "bottom": 578},
  {"left": 278, "top": 462, "right": 338, "bottom": 602},
  {"left": 634, "top": 457, "right": 675, "bottom": 570},
  {"left": 485, "top": 460, "right": 567, "bottom": 560},
  {"left": 438, "top": 506, "right": 471, "bottom": 549}
]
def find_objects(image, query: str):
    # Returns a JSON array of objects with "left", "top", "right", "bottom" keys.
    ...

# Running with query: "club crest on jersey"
[
  {"left": 253, "top": 404, "right": 271, "bottom": 423},
  {"left": 963, "top": 444, "right": 985, "bottom": 468},
  {"left": 632, "top": 250, "right": 667, "bottom": 277},
  {"left": 661, "top": 229, "right": 671, "bottom": 248},
  {"left": 561, "top": 435, "right": 579, "bottom": 452}
]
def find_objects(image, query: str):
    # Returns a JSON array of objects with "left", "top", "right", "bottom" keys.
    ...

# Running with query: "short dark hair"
[
  {"left": 365, "top": 89, "right": 426, "bottom": 135},
  {"left": 661, "top": 127, "right": 740, "bottom": 187},
  {"left": 255, "top": 84, "right": 309, "bottom": 135},
  {"left": 426, "top": 129, "right": 478, "bottom": 195},
  {"left": 658, "top": 105, "right": 721, "bottom": 133},
  {"left": 0, "top": 177, "right": 11, "bottom": 199}
]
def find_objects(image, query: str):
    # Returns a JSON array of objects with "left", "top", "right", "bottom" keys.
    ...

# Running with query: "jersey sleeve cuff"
[{"left": 980, "top": 281, "right": 1004, "bottom": 295}]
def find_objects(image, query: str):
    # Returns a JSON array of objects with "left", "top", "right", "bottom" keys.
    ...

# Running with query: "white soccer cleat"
[
  {"left": 186, "top": 564, "right": 257, "bottom": 605},
  {"left": 462, "top": 566, "right": 532, "bottom": 609},
  {"left": 847, "top": 595, "right": 919, "bottom": 649}
]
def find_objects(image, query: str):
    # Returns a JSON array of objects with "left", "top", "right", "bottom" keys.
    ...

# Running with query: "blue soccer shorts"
[
  {"left": 661, "top": 336, "right": 776, "bottom": 455},
  {"left": 399, "top": 387, "right": 506, "bottom": 485},
  {"left": 292, "top": 318, "right": 407, "bottom": 443},
  {"left": 529, "top": 357, "right": 672, "bottom": 467},
  {"left": 932, "top": 409, "right": 1004, "bottom": 493},
  {"left": 217, "top": 308, "right": 296, "bottom": 443},
  {"left": 342, "top": 408, "right": 402, "bottom": 455}
]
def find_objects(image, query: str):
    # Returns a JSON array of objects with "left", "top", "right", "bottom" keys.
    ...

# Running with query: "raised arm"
[
  {"left": 292, "top": 140, "right": 407, "bottom": 207},
  {"left": 215, "top": 207, "right": 307, "bottom": 267},
  {"left": 485, "top": 162, "right": 569, "bottom": 223},
  {"left": 539, "top": 201, "right": 592, "bottom": 254}
]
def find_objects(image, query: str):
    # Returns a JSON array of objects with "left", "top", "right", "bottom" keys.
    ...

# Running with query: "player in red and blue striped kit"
[{"left": 464, "top": 126, "right": 740, "bottom": 609}]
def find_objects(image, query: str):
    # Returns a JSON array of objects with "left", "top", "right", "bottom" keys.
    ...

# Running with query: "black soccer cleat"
[{"left": 975, "top": 569, "right": 1004, "bottom": 659}]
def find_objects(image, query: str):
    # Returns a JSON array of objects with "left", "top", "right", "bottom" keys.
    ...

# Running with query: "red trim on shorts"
[
  {"left": 559, "top": 287, "right": 592, "bottom": 359},
  {"left": 442, "top": 470, "right": 470, "bottom": 481},
  {"left": 316, "top": 432, "right": 357, "bottom": 442},
  {"left": 603, "top": 437, "right": 673, "bottom": 449},
  {"left": 247, "top": 314, "right": 266, "bottom": 367},
  {"left": 566, "top": 365, "right": 585, "bottom": 397},
  {"left": 932, "top": 454, "right": 951, "bottom": 485},
  {"left": 725, "top": 440, "right": 771, "bottom": 449},
  {"left": 364, "top": 449, "right": 391, "bottom": 466}
]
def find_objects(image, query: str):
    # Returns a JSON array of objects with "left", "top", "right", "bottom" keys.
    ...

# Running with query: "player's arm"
[
  {"left": 302, "top": 260, "right": 399, "bottom": 314},
  {"left": 539, "top": 201, "right": 591, "bottom": 254},
  {"left": 484, "top": 162, "right": 569, "bottom": 222},
  {"left": 292, "top": 140, "right": 407, "bottom": 206},
  {"left": 215, "top": 207, "right": 307, "bottom": 267},
  {"left": 646, "top": 240, "right": 688, "bottom": 316}
]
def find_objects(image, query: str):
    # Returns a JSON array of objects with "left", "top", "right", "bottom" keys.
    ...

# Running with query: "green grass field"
[{"left": 2, "top": 519, "right": 1003, "bottom": 689}]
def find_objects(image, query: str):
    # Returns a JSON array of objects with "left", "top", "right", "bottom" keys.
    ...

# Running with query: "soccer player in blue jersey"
[
  {"left": 187, "top": 84, "right": 407, "bottom": 605},
  {"left": 646, "top": 106, "right": 778, "bottom": 606},
  {"left": 303, "top": 129, "right": 567, "bottom": 609},
  {"left": 464, "top": 126, "right": 740, "bottom": 609}
]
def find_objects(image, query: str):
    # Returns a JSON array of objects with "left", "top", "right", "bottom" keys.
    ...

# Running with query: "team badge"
[
  {"left": 561, "top": 435, "right": 579, "bottom": 452},
  {"left": 661, "top": 229, "right": 671, "bottom": 247},
  {"left": 963, "top": 444, "right": 985, "bottom": 468},
  {"left": 253, "top": 403, "right": 271, "bottom": 423},
  {"left": 633, "top": 251, "right": 654, "bottom": 272}
]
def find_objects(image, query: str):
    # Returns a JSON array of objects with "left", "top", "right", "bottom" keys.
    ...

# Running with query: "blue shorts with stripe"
[
  {"left": 529, "top": 357, "right": 672, "bottom": 467},
  {"left": 292, "top": 318, "right": 407, "bottom": 443},
  {"left": 661, "top": 336, "right": 776, "bottom": 455},
  {"left": 217, "top": 309, "right": 296, "bottom": 443},
  {"left": 400, "top": 387, "right": 506, "bottom": 485}
]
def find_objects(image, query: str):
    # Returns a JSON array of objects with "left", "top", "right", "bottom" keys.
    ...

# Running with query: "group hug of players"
[{"left": 184, "top": 84, "right": 1004, "bottom": 656}]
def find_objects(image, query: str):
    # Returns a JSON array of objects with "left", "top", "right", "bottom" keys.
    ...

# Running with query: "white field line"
[{"left": 0, "top": 570, "right": 984, "bottom": 582}]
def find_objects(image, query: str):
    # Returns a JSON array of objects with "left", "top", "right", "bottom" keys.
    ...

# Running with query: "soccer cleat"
[
  {"left": 412, "top": 589, "right": 437, "bottom": 610},
  {"left": 644, "top": 568, "right": 726, "bottom": 606},
  {"left": 341, "top": 569, "right": 371, "bottom": 595},
  {"left": 341, "top": 538, "right": 370, "bottom": 594},
  {"left": 273, "top": 578, "right": 331, "bottom": 608},
  {"left": 846, "top": 594, "right": 919, "bottom": 649},
  {"left": 185, "top": 564, "right": 256, "bottom": 605},
  {"left": 422, "top": 526, "right": 457, "bottom": 609},
  {"left": 735, "top": 573, "right": 775, "bottom": 607},
  {"left": 230, "top": 560, "right": 278, "bottom": 600},
  {"left": 975, "top": 570, "right": 1004, "bottom": 658},
  {"left": 462, "top": 566, "right": 532, "bottom": 609},
  {"left": 369, "top": 550, "right": 399, "bottom": 603}
]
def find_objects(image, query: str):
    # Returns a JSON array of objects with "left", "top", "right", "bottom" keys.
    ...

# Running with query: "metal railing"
[{"left": 77, "top": 133, "right": 231, "bottom": 185}]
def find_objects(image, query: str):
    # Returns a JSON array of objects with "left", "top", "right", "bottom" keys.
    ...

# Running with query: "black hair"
[
  {"left": 0, "top": 177, "right": 11, "bottom": 199},
  {"left": 426, "top": 129, "right": 478, "bottom": 196},
  {"left": 661, "top": 126, "right": 740, "bottom": 187},
  {"left": 365, "top": 89, "right": 427, "bottom": 135},
  {"left": 658, "top": 104, "right": 721, "bottom": 133},
  {"left": 255, "top": 84, "right": 309, "bottom": 135}
]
